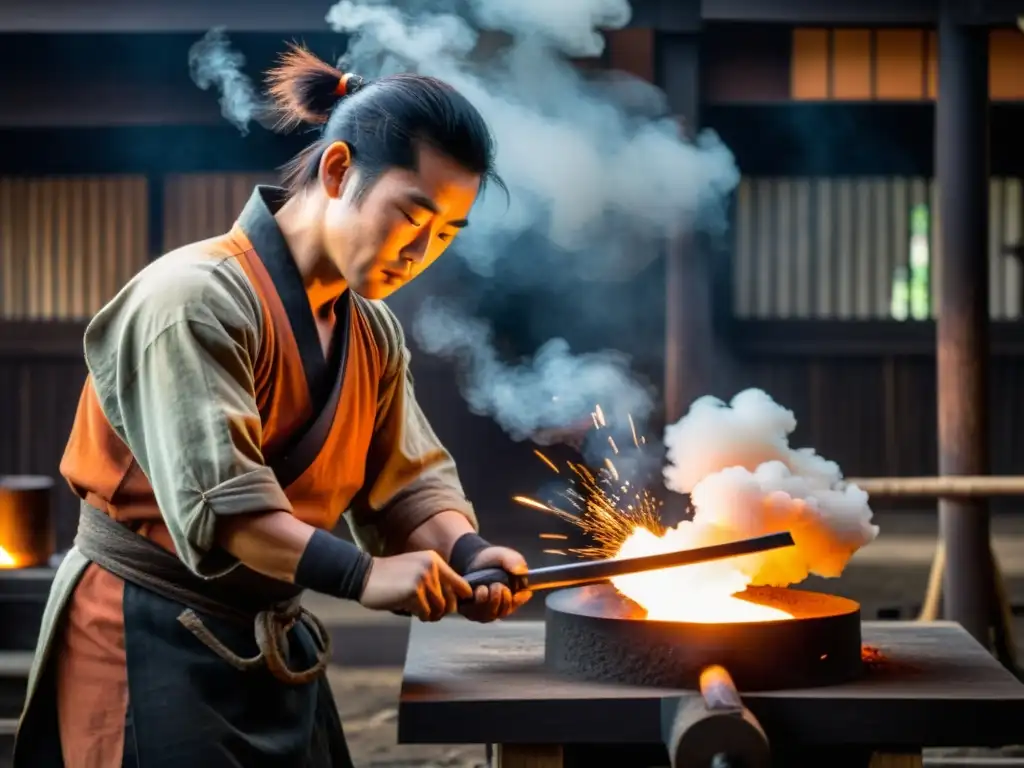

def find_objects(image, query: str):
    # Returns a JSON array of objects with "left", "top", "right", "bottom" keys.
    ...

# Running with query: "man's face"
[{"left": 320, "top": 142, "right": 481, "bottom": 300}]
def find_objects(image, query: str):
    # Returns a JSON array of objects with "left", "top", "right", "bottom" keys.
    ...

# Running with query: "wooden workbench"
[{"left": 399, "top": 619, "right": 1024, "bottom": 767}]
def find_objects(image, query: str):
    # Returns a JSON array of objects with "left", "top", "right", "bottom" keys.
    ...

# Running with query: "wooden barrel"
[{"left": 0, "top": 476, "right": 55, "bottom": 569}]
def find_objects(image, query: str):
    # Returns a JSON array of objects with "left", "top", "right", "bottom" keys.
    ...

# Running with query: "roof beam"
[{"left": 2, "top": 0, "right": 1017, "bottom": 34}]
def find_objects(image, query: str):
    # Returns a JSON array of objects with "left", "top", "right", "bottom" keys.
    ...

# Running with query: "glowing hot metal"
[{"left": 463, "top": 531, "right": 795, "bottom": 595}]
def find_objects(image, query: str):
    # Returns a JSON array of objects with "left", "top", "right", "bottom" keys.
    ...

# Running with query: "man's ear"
[{"left": 318, "top": 141, "right": 353, "bottom": 199}]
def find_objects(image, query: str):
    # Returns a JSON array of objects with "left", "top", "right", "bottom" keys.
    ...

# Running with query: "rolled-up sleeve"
[
  {"left": 84, "top": 257, "right": 290, "bottom": 576},
  {"left": 345, "top": 304, "right": 477, "bottom": 556}
]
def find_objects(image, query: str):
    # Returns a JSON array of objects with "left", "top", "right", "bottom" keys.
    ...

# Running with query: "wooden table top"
[{"left": 398, "top": 619, "right": 1024, "bottom": 748}]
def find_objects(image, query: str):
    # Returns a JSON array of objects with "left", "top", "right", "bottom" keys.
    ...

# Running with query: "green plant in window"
[{"left": 909, "top": 204, "right": 931, "bottom": 320}]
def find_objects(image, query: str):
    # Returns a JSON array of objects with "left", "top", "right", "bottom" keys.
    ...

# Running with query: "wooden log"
[
  {"left": 844, "top": 476, "right": 1024, "bottom": 498},
  {"left": 665, "top": 665, "right": 770, "bottom": 768}
]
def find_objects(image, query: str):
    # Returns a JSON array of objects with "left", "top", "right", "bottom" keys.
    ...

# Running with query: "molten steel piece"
[{"left": 545, "top": 584, "right": 863, "bottom": 691}]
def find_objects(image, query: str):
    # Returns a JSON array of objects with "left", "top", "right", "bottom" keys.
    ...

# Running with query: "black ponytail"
[{"left": 264, "top": 43, "right": 505, "bottom": 202}]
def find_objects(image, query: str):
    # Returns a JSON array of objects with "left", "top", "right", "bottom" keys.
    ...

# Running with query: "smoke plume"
[
  {"left": 188, "top": 28, "right": 265, "bottom": 135},
  {"left": 612, "top": 389, "right": 879, "bottom": 621},
  {"left": 413, "top": 298, "right": 654, "bottom": 440},
  {"left": 187, "top": 0, "right": 740, "bottom": 444}
]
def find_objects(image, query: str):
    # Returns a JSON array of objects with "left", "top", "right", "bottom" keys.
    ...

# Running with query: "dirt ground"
[{"left": 329, "top": 512, "right": 1024, "bottom": 767}]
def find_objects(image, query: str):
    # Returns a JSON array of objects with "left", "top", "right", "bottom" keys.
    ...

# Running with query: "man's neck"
[{"left": 275, "top": 194, "right": 347, "bottom": 319}]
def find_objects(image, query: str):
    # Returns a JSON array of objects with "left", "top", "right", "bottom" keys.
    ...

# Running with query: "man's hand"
[
  {"left": 459, "top": 546, "right": 532, "bottom": 623},
  {"left": 360, "top": 551, "right": 472, "bottom": 622}
]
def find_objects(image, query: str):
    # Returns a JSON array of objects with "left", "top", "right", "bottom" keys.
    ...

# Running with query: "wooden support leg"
[
  {"left": 918, "top": 541, "right": 945, "bottom": 622},
  {"left": 494, "top": 744, "right": 564, "bottom": 768},
  {"left": 917, "top": 540, "right": 1019, "bottom": 674}
]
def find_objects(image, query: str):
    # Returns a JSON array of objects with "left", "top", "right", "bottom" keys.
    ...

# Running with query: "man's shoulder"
[{"left": 350, "top": 294, "right": 407, "bottom": 376}]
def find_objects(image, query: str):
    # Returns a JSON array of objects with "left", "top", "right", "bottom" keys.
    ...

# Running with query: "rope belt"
[{"left": 75, "top": 502, "right": 331, "bottom": 685}]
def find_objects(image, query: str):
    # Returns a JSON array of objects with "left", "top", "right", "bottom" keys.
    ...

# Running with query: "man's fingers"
[
  {"left": 488, "top": 584, "right": 507, "bottom": 616},
  {"left": 442, "top": 583, "right": 459, "bottom": 616},
  {"left": 474, "top": 585, "right": 489, "bottom": 603},
  {"left": 423, "top": 569, "right": 447, "bottom": 621},
  {"left": 512, "top": 590, "right": 533, "bottom": 609},
  {"left": 412, "top": 588, "right": 433, "bottom": 622},
  {"left": 499, "top": 550, "right": 529, "bottom": 575},
  {"left": 437, "top": 558, "right": 473, "bottom": 600}
]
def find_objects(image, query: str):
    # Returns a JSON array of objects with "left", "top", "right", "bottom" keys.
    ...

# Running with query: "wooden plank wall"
[
  {"left": 732, "top": 176, "right": 1024, "bottom": 319},
  {"left": 0, "top": 176, "right": 149, "bottom": 319},
  {"left": 163, "top": 172, "right": 276, "bottom": 251}
]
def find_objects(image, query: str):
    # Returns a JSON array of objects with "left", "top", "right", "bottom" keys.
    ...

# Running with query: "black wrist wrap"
[
  {"left": 448, "top": 532, "right": 491, "bottom": 575},
  {"left": 294, "top": 529, "right": 373, "bottom": 601}
]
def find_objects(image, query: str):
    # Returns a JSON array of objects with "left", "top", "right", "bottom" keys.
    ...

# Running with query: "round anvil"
[{"left": 544, "top": 584, "right": 864, "bottom": 691}]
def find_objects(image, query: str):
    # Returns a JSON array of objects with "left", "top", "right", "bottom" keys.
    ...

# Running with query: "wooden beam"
[
  {"left": 935, "top": 1, "right": 992, "bottom": 645},
  {"left": 725, "top": 320, "right": 1024, "bottom": 359},
  {"left": 0, "top": 126, "right": 305, "bottom": 175},
  {"left": 5, "top": 0, "right": 1020, "bottom": 34},
  {"left": 703, "top": 103, "right": 1024, "bottom": 178},
  {"left": 7, "top": 105, "right": 1024, "bottom": 178},
  {"left": 0, "top": 0, "right": 698, "bottom": 33},
  {"left": 702, "top": 0, "right": 1018, "bottom": 25},
  {"left": 0, "top": 321, "right": 87, "bottom": 358}
]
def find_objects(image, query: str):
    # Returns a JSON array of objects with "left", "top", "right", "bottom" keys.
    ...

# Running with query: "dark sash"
[{"left": 265, "top": 295, "right": 351, "bottom": 490}]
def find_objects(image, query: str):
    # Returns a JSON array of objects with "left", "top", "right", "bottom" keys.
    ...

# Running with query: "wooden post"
[
  {"left": 934, "top": 1, "right": 992, "bottom": 645},
  {"left": 652, "top": 3, "right": 711, "bottom": 425}
]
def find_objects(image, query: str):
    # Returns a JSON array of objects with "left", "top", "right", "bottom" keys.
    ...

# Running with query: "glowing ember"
[{"left": 0, "top": 545, "right": 17, "bottom": 568}]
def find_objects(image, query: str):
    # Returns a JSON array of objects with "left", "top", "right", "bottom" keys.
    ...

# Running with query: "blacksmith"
[{"left": 14, "top": 45, "right": 531, "bottom": 768}]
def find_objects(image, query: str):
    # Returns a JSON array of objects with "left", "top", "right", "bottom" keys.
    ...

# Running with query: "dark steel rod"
[
  {"left": 526, "top": 531, "right": 794, "bottom": 591},
  {"left": 935, "top": 0, "right": 992, "bottom": 645}
]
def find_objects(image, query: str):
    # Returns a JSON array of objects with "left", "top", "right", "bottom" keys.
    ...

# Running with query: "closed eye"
[{"left": 399, "top": 209, "right": 422, "bottom": 227}]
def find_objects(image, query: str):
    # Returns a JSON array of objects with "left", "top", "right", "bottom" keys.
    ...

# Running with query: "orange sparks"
[
  {"left": 514, "top": 412, "right": 663, "bottom": 560},
  {"left": 628, "top": 414, "right": 639, "bottom": 448},
  {"left": 608, "top": 436, "right": 619, "bottom": 454},
  {"left": 543, "top": 549, "right": 569, "bottom": 556},
  {"left": 594, "top": 404, "right": 606, "bottom": 427},
  {"left": 533, "top": 450, "right": 559, "bottom": 474},
  {"left": 513, "top": 495, "right": 559, "bottom": 514}
]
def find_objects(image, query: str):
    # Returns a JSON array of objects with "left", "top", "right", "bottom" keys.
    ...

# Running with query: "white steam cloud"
[
  {"left": 613, "top": 389, "right": 879, "bottom": 621},
  {"left": 187, "top": 0, "right": 740, "bottom": 444}
]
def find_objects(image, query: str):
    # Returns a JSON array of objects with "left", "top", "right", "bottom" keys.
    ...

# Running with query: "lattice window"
[
  {"left": 732, "top": 176, "right": 1024, "bottom": 320},
  {"left": 791, "top": 28, "right": 1024, "bottom": 101}
]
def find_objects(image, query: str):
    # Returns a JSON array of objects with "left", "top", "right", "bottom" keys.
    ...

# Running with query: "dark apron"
[{"left": 15, "top": 297, "right": 355, "bottom": 768}]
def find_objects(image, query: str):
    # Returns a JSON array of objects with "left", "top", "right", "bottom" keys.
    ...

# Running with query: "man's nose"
[{"left": 401, "top": 226, "right": 432, "bottom": 263}]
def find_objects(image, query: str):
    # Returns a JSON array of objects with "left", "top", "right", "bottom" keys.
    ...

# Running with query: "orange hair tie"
[{"left": 335, "top": 73, "right": 354, "bottom": 97}]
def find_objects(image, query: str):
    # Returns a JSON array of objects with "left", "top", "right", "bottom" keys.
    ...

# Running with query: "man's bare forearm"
[
  {"left": 215, "top": 510, "right": 317, "bottom": 582},
  {"left": 403, "top": 510, "right": 476, "bottom": 560}
]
